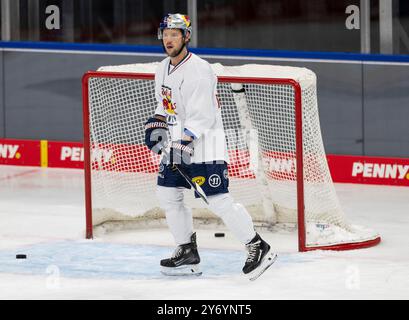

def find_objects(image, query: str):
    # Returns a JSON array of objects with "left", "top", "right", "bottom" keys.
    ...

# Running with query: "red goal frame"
[{"left": 82, "top": 71, "right": 381, "bottom": 252}]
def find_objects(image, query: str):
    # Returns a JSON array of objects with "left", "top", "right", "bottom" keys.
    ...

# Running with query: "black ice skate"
[
  {"left": 243, "top": 233, "right": 277, "bottom": 281},
  {"left": 160, "top": 232, "right": 202, "bottom": 276}
]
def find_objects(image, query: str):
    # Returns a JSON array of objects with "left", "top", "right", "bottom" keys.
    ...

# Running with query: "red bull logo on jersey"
[{"left": 161, "top": 86, "right": 177, "bottom": 115}]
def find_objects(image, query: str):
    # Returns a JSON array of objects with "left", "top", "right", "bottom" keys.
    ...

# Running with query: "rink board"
[{"left": 1, "top": 138, "right": 408, "bottom": 186}]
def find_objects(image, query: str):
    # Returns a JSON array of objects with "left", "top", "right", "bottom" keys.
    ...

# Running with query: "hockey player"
[{"left": 144, "top": 13, "right": 277, "bottom": 281}]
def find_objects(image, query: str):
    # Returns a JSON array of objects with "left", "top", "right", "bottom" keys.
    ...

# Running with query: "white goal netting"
[{"left": 83, "top": 62, "right": 380, "bottom": 251}]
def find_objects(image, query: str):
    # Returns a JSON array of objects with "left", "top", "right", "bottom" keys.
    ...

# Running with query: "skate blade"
[
  {"left": 161, "top": 264, "right": 202, "bottom": 277},
  {"left": 246, "top": 251, "right": 278, "bottom": 281}
]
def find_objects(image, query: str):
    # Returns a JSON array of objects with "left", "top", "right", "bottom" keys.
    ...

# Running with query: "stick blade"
[{"left": 194, "top": 183, "right": 209, "bottom": 204}]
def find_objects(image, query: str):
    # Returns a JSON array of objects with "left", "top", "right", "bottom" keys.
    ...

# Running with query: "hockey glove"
[
  {"left": 167, "top": 140, "right": 194, "bottom": 170},
  {"left": 144, "top": 117, "right": 169, "bottom": 155}
]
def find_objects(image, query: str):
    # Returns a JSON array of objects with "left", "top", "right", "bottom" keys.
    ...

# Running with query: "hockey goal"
[{"left": 82, "top": 62, "right": 381, "bottom": 252}]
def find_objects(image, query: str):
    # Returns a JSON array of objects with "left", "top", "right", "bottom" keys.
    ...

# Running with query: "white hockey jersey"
[{"left": 154, "top": 52, "right": 229, "bottom": 163}]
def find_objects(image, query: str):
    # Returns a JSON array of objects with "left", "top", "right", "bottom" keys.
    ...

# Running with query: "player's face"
[{"left": 162, "top": 29, "right": 186, "bottom": 57}]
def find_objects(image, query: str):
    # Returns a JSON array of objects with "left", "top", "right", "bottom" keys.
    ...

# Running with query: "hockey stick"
[
  {"left": 161, "top": 148, "right": 209, "bottom": 205},
  {"left": 173, "top": 164, "right": 209, "bottom": 205}
]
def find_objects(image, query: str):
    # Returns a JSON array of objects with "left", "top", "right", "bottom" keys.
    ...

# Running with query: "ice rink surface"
[{"left": 0, "top": 165, "right": 408, "bottom": 300}]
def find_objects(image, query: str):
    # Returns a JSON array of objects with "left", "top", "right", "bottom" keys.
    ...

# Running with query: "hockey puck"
[
  {"left": 16, "top": 254, "right": 27, "bottom": 259},
  {"left": 214, "top": 233, "right": 225, "bottom": 238}
]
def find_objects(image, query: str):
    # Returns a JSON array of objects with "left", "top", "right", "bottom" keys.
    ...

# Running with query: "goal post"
[{"left": 82, "top": 63, "right": 381, "bottom": 252}]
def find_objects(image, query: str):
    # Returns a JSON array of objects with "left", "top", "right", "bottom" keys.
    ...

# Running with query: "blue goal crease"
[
  {"left": 0, "top": 240, "right": 313, "bottom": 280},
  {"left": 0, "top": 240, "right": 243, "bottom": 280}
]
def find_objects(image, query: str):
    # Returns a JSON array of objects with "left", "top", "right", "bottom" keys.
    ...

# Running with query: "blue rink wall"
[{"left": 0, "top": 41, "right": 409, "bottom": 158}]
